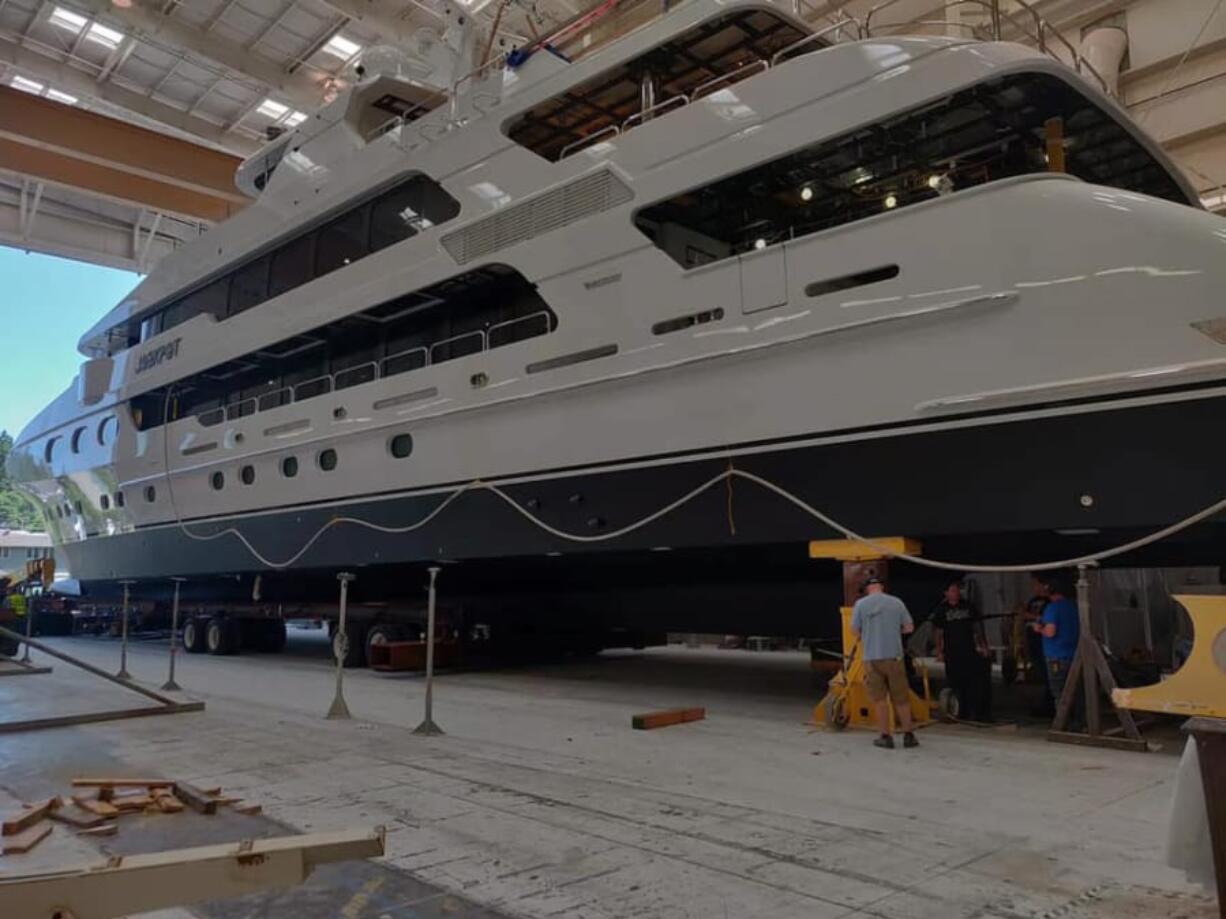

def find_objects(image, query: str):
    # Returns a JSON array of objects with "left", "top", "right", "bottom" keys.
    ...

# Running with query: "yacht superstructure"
[{"left": 9, "top": 0, "right": 1226, "bottom": 626}]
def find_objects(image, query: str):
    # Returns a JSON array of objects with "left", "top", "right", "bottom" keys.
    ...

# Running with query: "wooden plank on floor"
[
  {"left": 71, "top": 778, "right": 174, "bottom": 789},
  {"left": 631, "top": 707, "right": 706, "bottom": 730},
  {"left": 2, "top": 798, "right": 57, "bottom": 836},
  {"left": 71, "top": 797, "right": 119, "bottom": 818},
  {"left": 174, "top": 783, "right": 218, "bottom": 815},
  {"left": 50, "top": 805, "right": 105, "bottom": 829},
  {"left": 1047, "top": 730, "right": 1152, "bottom": 753},
  {"left": 2, "top": 823, "right": 52, "bottom": 854}
]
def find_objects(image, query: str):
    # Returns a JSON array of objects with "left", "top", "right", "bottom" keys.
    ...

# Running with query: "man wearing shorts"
[{"left": 851, "top": 576, "right": 918, "bottom": 749}]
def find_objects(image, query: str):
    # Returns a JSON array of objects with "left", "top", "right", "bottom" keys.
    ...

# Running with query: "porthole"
[
  {"left": 210, "top": 471, "right": 225, "bottom": 491},
  {"left": 70, "top": 427, "right": 85, "bottom": 454},
  {"left": 240, "top": 464, "right": 256, "bottom": 485},
  {"left": 100, "top": 494, "right": 110, "bottom": 511},
  {"left": 115, "top": 491, "right": 125, "bottom": 508},
  {"left": 144, "top": 485, "right": 157, "bottom": 503},
  {"left": 97, "top": 416, "right": 117, "bottom": 446},
  {"left": 74, "top": 500, "right": 82, "bottom": 515},
  {"left": 44, "top": 437, "right": 59, "bottom": 463},
  {"left": 281, "top": 456, "right": 299, "bottom": 478},
  {"left": 389, "top": 433, "right": 414, "bottom": 459},
  {"left": 318, "top": 448, "right": 338, "bottom": 472}
]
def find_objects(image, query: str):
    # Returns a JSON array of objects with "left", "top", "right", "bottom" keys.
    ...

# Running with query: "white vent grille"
[{"left": 442, "top": 170, "right": 633, "bottom": 264}]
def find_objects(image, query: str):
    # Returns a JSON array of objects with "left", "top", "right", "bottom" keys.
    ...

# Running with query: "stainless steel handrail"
[
  {"left": 293, "top": 374, "right": 333, "bottom": 400},
  {"left": 691, "top": 59, "right": 769, "bottom": 101},
  {"left": 429, "top": 330, "right": 486, "bottom": 362},
  {"left": 489, "top": 310, "right": 554, "bottom": 345},
  {"left": 380, "top": 345, "right": 429, "bottom": 374},
  {"left": 771, "top": 18, "right": 862, "bottom": 66},
  {"left": 225, "top": 397, "right": 257, "bottom": 420},
  {"left": 559, "top": 124, "right": 621, "bottom": 159},
  {"left": 334, "top": 361, "right": 380, "bottom": 390},
  {"left": 622, "top": 94, "right": 689, "bottom": 131}
]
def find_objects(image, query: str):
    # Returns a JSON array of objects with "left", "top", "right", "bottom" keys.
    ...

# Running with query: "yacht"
[{"left": 9, "top": 0, "right": 1225, "bottom": 636}]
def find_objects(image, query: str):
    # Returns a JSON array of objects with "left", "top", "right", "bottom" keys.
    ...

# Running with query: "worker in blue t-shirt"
[{"left": 1031, "top": 577, "right": 1080, "bottom": 720}]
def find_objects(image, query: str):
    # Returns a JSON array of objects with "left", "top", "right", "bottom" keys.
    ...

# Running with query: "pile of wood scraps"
[{"left": 1, "top": 777, "right": 263, "bottom": 857}]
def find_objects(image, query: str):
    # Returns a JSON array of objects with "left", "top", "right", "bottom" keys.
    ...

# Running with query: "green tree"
[{"left": 0, "top": 431, "right": 44, "bottom": 531}]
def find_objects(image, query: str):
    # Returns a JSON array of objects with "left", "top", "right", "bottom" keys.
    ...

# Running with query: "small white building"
[{"left": 0, "top": 529, "right": 54, "bottom": 581}]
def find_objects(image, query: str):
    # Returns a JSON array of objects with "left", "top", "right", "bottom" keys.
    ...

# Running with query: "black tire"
[
  {"left": 182, "top": 618, "right": 207, "bottom": 654},
  {"left": 332, "top": 619, "right": 368, "bottom": 668},
  {"left": 364, "top": 623, "right": 403, "bottom": 666},
  {"left": 205, "top": 617, "right": 239, "bottom": 655}
]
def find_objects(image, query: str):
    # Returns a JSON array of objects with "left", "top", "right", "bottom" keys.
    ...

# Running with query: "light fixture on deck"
[
  {"left": 753, "top": 238, "right": 767, "bottom": 249},
  {"left": 800, "top": 185, "right": 814, "bottom": 202},
  {"left": 883, "top": 193, "right": 898, "bottom": 209}
]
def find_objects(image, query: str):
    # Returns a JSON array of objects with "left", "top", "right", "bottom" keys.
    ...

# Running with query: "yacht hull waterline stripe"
[{"left": 161, "top": 465, "right": 1226, "bottom": 574}]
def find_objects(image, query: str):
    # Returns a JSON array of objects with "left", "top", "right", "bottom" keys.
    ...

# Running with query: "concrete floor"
[{"left": 0, "top": 631, "right": 1216, "bottom": 919}]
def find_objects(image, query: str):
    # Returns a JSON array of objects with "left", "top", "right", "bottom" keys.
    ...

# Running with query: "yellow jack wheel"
[{"left": 822, "top": 694, "right": 850, "bottom": 730}]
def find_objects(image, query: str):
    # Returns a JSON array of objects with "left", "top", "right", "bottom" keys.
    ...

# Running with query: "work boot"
[
  {"left": 903, "top": 732, "right": 919, "bottom": 749},
  {"left": 873, "top": 734, "right": 895, "bottom": 749}
]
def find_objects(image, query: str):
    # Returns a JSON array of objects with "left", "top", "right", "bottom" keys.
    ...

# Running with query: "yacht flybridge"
[{"left": 11, "top": 0, "right": 1226, "bottom": 630}]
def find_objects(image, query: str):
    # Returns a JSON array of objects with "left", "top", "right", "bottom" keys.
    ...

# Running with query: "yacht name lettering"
[{"left": 136, "top": 338, "right": 181, "bottom": 374}]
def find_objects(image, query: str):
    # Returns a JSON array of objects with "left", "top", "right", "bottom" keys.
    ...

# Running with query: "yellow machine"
[
  {"left": 809, "top": 537, "right": 937, "bottom": 731},
  {"left": 1114, "top": 593, "right": 1226, "bottom": 719}
]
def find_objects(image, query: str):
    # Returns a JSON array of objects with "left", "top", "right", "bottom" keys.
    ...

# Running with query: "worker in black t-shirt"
[{"left": 932, "top": 579, "right": 993, "bottom": 723}]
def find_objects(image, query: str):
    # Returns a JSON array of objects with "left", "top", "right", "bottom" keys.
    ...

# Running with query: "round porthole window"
[
  {"left": 145, "top": 485, "right": 157, "bottom": 503},
  {"left": 210, "top": 471, "right": 225, "bottom": 491},
  {"left": 70, "top": 426, "right": 85, "bottom": 454},
  {"left": 100, "top": 494, "right": 110, "bottom": 510},
  {"left": 115, "top": 491, "right": 125, "bottom": 508},
  {"left": 44, "top": 437, "right": 58, "bottom": 463},
  {"left": 97, "top": 416, "right": 117, "bottom": 446},
  {"left": 281, "top": 456, "right": 299, "bottom": 478},
  {"left": 318, "top": 448, "right": 338, "bottom": 471},
  {"left": 241, "top": 464, "right": 256, "bottom": 485},
  {"left": 389, "top": 433, "right": 414, "bottom": 459}
]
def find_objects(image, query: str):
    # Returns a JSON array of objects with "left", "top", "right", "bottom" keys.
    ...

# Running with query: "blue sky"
[{"left": 0, "top": 248, "right": 138, "bottom": 438}]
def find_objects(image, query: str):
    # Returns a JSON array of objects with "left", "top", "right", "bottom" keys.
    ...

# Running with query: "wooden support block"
[
  {"left": 210, "top": 796, "right": 240, "bottom": 806},
  {"left": 97, "top": 787, "right": 115, "bottom": 802},
  {"left": 112, "top": 796, "right": 154, "bottom": 814},
  {"left": 631, "top": 707, "right": 706, "bottom": 730},
  {"left": 72, "top": 778, "right": 174, "bottom": 789},
  {"left": 72, "top": 796, "right": 119, "bottom": 818},
  {"left": 50, "top": 806, "right": 106, "bottom": 830},
  {"left": 76, "top": 823, "right": 118, "bottom": 838},
  {"left": 232, "top": 802, "right": 262, "bottom": 816},
  {"left": 173, "top": 783, "right": 218, "bottom": 815},
  {"left": 2, "top": 823, "right": 52, "bottom": 854},
  {"left": 3, "top": 798, "right": 57, "bottom": 836},
  {"left": 154, "top": 794, "right": 185, "bottom": 814}
]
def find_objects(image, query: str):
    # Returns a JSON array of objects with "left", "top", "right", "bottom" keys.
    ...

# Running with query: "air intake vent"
[{"left": 442, "top": 170, "right": 632, "bottom": 264}]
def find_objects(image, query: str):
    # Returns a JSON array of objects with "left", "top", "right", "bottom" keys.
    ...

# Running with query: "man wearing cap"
[{"left": 851, "top": 576, "right": 919, "bottom": 749}]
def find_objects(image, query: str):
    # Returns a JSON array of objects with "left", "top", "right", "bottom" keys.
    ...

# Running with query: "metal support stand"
[
  {"left": 161, "top": 578, "right": 185, "bottom": 692},
  {"left": 413, "top": 566, "right": 445, "bottom": 736},
  {"left": 1048, "top": 563, "right": 1146, "bottom": 751},
  {"left": 1184, "top": 718, "right": 1226, "bottom": 917},
  {"left": 325, "top": 572, "right": 355, "bottom": 720},
  {"left": 116, "top": 580, "right": 134, "bottom": 681},
  {"left": 19, "top": 594, "right": 33, "bottom": 663}
]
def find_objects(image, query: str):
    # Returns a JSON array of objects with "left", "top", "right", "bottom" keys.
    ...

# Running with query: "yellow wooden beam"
[
  {"left": 808, "top": 537, "right": 924, "bottom": 561},
  {"left": 0, "top": 86, "right": 248, "bottom": 219},
  {"left": 0, "top": 139, "right": 239, "bottom": 223}
]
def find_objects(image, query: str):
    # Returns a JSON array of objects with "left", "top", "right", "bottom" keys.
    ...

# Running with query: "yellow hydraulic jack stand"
[{"left": 809, "top": 538, "right": 936, "bottom": 731}]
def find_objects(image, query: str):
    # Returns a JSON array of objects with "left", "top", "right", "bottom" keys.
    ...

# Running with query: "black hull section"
[{"left": 64, "top": 394, "right": 1226, "bottom": 624}]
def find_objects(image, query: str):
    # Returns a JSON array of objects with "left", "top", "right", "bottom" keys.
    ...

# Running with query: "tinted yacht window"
[
  {"left": 229, "top": 255, "right": 270, "bottom": 316},
  {"left": 634, "top": 71, "right": 1193, "bottom": 267},
  {"left": 315, "top": 205, "right": 371, "bottom": 275},
  {"left": 269, "top": 233, "right": 317, "bottom": 297}
]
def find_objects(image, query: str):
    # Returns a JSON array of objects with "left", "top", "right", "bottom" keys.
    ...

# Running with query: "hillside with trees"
[{"left": 0, "top": 431, "right": 42, "bottom": 531}]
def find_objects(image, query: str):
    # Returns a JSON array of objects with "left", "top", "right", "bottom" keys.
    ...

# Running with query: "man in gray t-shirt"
[{"left": 851, "top": 576, "right": 918, "bottom": 749}]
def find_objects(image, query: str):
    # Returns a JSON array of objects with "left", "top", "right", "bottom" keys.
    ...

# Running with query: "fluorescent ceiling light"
[
  {"left": 46, "top": 88, "right": 78, "bottom": 104},
  {"left": 256, "top": 98, "right": 289, "bottom": 118},
  {"left": 10, "top": 76, "right": 45, "bottom": 94},
  {"left": 84, "top": 21, "right": 124, "bottom": 48},
  {"left": 283, "top": 110, "right": 307, "bottom": 127},
  {"left": 322, "top": 34, "right": 361, "bottom": 60},
  {"left": 49, "top": 6, "right": 87, "bottom": 33},
  {"left": 1202, "top": 192, "right": 1225, "bottom": 210}
]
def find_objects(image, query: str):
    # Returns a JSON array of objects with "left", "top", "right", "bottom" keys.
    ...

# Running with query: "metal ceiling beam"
[
  {"left": 0, "top": 84, "right": 247, "bottom": 220},
  {"left": 0, "top": 33, "right": 260, "bottom": 153},
  {"left": 67, "top": 0, "right": 329, "bottom": 108},
  {"left": 314, "top": 0, "right": 417, "bottom": 43}
]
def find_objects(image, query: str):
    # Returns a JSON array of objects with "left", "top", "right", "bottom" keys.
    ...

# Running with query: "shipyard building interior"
[{"left": 1, "top": 0, "right": 1225, "bottom": 916}]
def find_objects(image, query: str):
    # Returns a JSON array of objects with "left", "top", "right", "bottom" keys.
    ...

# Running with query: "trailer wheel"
[
  {"left": 205, "top": 617, "right": 239, "bottom": 655},
  {"left": 364, "top": 623, "right": 401, "bottom": 666},
  {"left": 182, "top": 618, "right": 207, "bottom": 654},
  {"left": 332, "top": 620, "right": 367, "bottom": 668}
]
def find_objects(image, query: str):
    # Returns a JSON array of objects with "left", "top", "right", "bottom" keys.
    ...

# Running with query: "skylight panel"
[
  {"left": 46, "top": 88, "right": 78, "bottom": 104},
  {"left": 10, "top": 76, "right": 45, "bottom": 94},
  {"left": 283, "top": 110, "right": 308, "bottom": 127},
  {"left": 256, "top": 98, "right": 289, "bottom": 119},
  {"left": 84, "top": 21, "right": 124, "bottom": 49},
  {"left": 322, "top": 34, "right": 361, "bottom": 60},
  {"left": 49, "top": 6, "right": 87, "bottom": 33}
]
